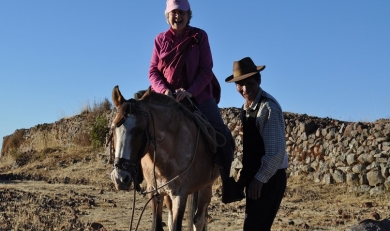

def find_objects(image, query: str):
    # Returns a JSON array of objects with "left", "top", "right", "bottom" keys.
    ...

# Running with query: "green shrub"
[{"left": 89, "top": 115, "right": 109, "bottom": 148}]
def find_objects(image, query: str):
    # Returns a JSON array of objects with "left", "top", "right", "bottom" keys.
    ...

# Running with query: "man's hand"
[
  {"left": 247, "top": 178, "right": 263, "bottom": 200},
  {"left": 175, "top": 88, "right": 193, "bottom": 102}
]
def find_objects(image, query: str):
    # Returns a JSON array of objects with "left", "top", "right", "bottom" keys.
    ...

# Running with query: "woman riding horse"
[{"left": 148, "top": 0, "right": 244, "bottom": 204}]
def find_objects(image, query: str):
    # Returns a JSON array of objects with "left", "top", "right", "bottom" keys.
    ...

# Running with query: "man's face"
[{"left": 235, "top": 76, "right": 260, "bottom": 102}]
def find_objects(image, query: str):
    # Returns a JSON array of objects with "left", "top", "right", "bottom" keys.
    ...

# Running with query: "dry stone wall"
[
  {"left": 2, "top": 108, "right": 390, "bottom": 194},
  {"left": 220, "top": 107, "right": 390, "bottom": 195}
]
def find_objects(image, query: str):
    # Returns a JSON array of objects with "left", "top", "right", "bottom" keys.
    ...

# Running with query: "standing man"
[{"left": 225, "top": 57, "right": 289, "bottom": 230}]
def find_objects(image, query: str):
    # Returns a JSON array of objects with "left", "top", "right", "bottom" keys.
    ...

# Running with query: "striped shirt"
[{"left": 243, "top": 87, "right": 289, "bottom": 183}]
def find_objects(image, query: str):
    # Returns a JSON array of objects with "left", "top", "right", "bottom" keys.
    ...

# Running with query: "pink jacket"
[{"left": 148, "top": 26, "right": 214, "bottom": 105}]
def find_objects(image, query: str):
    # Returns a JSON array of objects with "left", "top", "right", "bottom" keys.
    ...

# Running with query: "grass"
[
  {"left": 1, "top": 129, "right": 26, "bottom": 156},
  {"left": 79, "top": 98, "right": 112, "bottom": 117},
  {"left": 1, "top": 146, "right": 390, "bottom": 230}
]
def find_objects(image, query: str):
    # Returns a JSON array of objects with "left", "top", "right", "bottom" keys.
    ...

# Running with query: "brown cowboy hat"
[{"left": 225, "top": 57, "right": 265, "bottom": 83}]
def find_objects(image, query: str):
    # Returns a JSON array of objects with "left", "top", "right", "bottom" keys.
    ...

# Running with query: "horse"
[{"left": 109, "top": 85, "right": 219, "bottom": 231}]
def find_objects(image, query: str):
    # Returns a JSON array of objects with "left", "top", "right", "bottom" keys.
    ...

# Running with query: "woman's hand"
[
  {"left": 164, "top": 89, "right": 174, "bottom": 98},
  {"left": 175, "top": 88, "right": 193, "bottom": 102}
]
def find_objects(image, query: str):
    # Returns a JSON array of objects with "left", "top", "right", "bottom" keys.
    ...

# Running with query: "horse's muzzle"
[{"left": 110, "top": 169, "right": 133, "bottom": 190}]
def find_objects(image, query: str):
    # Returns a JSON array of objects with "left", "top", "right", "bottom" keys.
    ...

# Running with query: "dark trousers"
[
  {"left": 244, "top": 169, "right": 287, "bottom": 231},
  {"left": 197, "top": 99, "right": 235, "bottom": 171}
]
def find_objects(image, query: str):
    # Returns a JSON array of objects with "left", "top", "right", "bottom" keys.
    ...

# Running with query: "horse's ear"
[
  {"left": 140, "top": 86, "right": 152, "bottom": 100},
  {"left": 134, "top": 89, "right": 147, "bottom": 100},
  {"left": 112, "top": 85, "right": 125, "bottom": 107}
]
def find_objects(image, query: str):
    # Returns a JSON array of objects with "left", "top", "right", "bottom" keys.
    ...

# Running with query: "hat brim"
[{"left": 225, "top": 65, "right": 265, "bottom": 83}]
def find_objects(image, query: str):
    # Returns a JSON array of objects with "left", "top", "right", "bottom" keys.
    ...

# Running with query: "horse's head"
[{"left": 110, "top": 85, "right": 149, "bottom": 190}]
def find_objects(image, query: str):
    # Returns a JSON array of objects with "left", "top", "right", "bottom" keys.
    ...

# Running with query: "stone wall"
[
  {"left": 2, "top": 108, "right": 390, "bottom": 194},
  {"left": 220, "top": 107, "right": 390, "bottom": 195}
]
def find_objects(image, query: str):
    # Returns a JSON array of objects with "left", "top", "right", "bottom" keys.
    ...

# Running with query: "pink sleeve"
[
  {"left": 186, "top": 30, "right": 214, "bottom": 97},
  {"left": 148, "top": 35, "right": 167, "bottom": 94}
]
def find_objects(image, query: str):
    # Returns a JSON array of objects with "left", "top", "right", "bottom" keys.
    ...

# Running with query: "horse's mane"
[{"left": 141, "top": 89, "right": 195, "bottom": 120}]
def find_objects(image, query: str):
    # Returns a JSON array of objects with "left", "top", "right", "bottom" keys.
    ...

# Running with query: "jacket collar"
[{"left": 164, "top": 25, "right": 193, "bottom": 42}]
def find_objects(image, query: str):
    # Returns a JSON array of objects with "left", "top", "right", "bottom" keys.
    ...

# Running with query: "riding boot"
[{"left": 219, "top": 167, "right": 245, "bottom": 204}]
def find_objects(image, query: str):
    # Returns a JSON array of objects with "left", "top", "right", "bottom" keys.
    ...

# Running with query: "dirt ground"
[{"left": 0, "top": 147, "right": 389, "bottom": 231}]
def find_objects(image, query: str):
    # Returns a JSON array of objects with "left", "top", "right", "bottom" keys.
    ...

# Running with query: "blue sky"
[{"left": 1, "top": 1, "right": 389, "bottom": 149}]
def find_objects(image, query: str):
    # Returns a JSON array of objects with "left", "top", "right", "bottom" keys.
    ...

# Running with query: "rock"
[
  {"left": 346, "top": 219, "right": 390, "bottom": 231},
  {"left": 346, "top": 172, "right": 360, "bottom": 186},
  {"left": 332, "top": 169, "right": 345, "bottom": 183},
  {"left": 367, "top": 171, "right": 385, "bottom": 186},
  {"left": 347, "top": 154, "right": 357, "bottom": 165},
  {"left": 358, "top": 153, "right": 374, "bottom": 164},
  {"left": 89, "top": 222, "right": 107, "bottom": 231}
]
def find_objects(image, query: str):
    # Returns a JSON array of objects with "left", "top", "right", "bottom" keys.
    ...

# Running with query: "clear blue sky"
[{"left": 1, "top": 1, "right": 389, "bottom": 149}]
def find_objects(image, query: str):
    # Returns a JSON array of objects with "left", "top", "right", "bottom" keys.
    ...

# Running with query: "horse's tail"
[{"left": 186, "top": 192, "right": 208, "bottom": 231}]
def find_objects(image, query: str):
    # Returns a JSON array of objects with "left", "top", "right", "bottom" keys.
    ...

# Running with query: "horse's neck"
[
  {"left": 147, "top": 105, "right": 198, "bottom": 162},
  {"left": 142, "top": 104, "right": 217, "bottom": 188},
  {"left": 148, "top": 102, "right": 193, "bottom": 126}
]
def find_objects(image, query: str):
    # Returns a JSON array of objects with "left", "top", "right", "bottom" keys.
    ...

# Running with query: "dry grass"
[
  {"left": 79, "top": 98, "right": 111, "bottom": 117},
  {"left": 1, "top": 147, "right": 390, "bottom": 230},
  {"left": 1, "top": 129, "right": 26, "bottom": 156},
  {"left": 270, "top": 176, "right": 390, "bottom": 230},
  {"left": 73, "top": 130, "right": 92, "bottom": 147},
  {"left": 0, "top": 154, "right": 15, "bottom": 170}
]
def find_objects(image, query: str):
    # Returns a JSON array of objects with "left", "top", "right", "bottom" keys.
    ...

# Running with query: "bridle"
[{"left": 106, "top": 98, "right": 151, "bottom": 193}]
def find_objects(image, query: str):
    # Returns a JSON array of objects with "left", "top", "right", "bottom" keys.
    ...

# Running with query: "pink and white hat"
[{"left": 165, "top": 0, "right": 190, "bottom": 14}]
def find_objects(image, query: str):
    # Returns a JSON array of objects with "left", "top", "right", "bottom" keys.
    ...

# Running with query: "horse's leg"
[
  {"left": 193, "top": 185, "right": 213, "bottom": 231},
  {"left": 150, "top": 194, "right": 164, "bottom": 231},
  {"left": 186, "top": 193, "right": 197, "bottom": 231},
  {"left": 171, "top": 194, "right": 189, "bottom": 231},
  {"left": 164, "top": 195, "right": 173, "bottom": 231}
]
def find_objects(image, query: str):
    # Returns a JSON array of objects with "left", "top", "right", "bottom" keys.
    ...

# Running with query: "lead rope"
[
  {"left": 184, "top": 96, "right": 226, "bottom": 153},
  {"left": 131, "top": 119, "right": 201, "bottom": 230},
  {"left": 133, "top": 193, "right": 157, "bottom": 231},
  {"left": 129, "top": 188, "right": 136, "bottom": 231},
  {"left": 105, "top": 127, "right": 115, "bottom": 164},
  {"left": 193, "top": 110, "right": 226, "bottom": 153},
  {"left": 140, "top": 124, "right": 201, "bottom": 195}
]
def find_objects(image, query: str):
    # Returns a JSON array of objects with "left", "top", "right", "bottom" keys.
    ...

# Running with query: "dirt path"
[
  {"left": 0, "top": 179, "right": 245, "bottom": 231},
  {"left": 1, "top": 178, "right": 389, "bottom": 231},
  {"left": 1, "top": 149, "right": 389, "bottom": 231}
]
